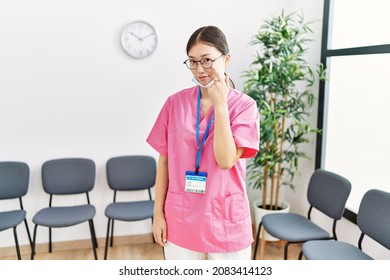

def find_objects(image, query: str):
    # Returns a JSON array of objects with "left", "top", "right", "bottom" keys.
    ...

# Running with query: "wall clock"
[{"left": 121, "top": 20, "right": 158, "bottom": 59}]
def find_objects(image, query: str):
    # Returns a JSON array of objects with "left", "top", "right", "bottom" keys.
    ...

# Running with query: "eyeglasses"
[{"left": 183, "top": 54, "right": 225, "bottom": 70}]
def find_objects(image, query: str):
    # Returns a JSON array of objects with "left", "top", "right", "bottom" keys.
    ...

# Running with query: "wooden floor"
[{"left": 0, "top": 236, "right": 302, "bottom": 260}]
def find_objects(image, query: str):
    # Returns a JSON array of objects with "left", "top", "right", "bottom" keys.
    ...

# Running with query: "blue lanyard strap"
[{"left": 195, "top": 87, "right": 213, "bottom": 174}]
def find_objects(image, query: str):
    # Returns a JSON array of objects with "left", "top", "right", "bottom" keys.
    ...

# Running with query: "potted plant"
[{"left": 243, "top": 11, "right": 326, "bottom": 239}]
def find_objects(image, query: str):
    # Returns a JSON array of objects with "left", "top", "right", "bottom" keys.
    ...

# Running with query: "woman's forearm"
[{"left": 213, "top": 104, "right": 243, "bottom": 169}]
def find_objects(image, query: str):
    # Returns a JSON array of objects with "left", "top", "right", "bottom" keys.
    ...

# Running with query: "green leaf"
[{"left": 243, "top": 10, "right": 325, "bottom": 206}]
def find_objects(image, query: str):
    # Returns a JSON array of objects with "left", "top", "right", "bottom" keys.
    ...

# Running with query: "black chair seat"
[{"left": 33, "top": 205, "right": 96, "bottom": 227}]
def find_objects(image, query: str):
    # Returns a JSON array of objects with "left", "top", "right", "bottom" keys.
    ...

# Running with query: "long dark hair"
[{"left": 186, "top": 26, "right": 235, "bottom": 89}]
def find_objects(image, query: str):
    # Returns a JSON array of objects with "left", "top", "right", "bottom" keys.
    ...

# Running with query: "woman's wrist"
[
  {"left": 213, "top": 103, "right": 229, "bottom": 115},
  {"left": 154, "top": 207, "right": 164, "bottom": 217}
]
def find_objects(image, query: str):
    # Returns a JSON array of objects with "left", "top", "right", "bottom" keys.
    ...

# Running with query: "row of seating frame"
[
  {"left": 252, "top": 169, "right": 390, "bottom": 260},
  {"left": 0, "top": 156, "right": 156, "bottom": 260}
]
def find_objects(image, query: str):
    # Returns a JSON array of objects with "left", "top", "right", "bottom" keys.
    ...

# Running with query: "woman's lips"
[{"left": 198, "top": 76, "right": 209, "bottom": 82}]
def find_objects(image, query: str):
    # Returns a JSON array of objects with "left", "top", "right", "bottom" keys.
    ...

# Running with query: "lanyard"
[{"left": 195, "top": 87, "right": 213, "bottom": 174}]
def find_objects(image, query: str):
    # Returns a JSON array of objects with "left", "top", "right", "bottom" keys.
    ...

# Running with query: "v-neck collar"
[{"left": 192, "top": 86, "right": 234, "bottom": 126}]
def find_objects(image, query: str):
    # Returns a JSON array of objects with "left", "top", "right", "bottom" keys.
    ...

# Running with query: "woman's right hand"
[{"left": 153, "top": 211, "right": 167, "bottom": 247}]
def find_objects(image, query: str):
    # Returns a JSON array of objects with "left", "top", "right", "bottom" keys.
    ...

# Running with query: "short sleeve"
[
  {"left": 146, "top": 98, "right": 170, "bottom": 157},
  {"left": 231, "top": 98, "right": 260, "bottom": 159}
]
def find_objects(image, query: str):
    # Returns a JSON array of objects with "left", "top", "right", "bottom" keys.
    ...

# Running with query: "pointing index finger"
[{"left": 210, "top": 68, "right": 225, "bottom": 84}]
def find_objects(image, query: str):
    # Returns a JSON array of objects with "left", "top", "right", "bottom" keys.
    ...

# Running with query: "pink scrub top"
[{"left": 146, "top": 86, "right": 259, "bottom": 253}]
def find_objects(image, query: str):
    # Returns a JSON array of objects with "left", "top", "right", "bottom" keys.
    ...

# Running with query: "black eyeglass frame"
[{"left": 183, "top": 53, "right": 225, "bottom": 70}]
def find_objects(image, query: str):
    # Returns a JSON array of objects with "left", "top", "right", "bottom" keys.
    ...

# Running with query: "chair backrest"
[
  {"left": 42, "top": 158, "right": 96, "bottom": 195},
  {"left": 106, "top": 155, "right": 156, "bottom": 191},
  {"left": 307, "top": 169, "right": 352, "bottom": 220},
  {"left": 357, "top": 189, "right": 390, "bottom": 250},
  {"left": 0, "top": 161, "right": 29, "bottom": 200}
]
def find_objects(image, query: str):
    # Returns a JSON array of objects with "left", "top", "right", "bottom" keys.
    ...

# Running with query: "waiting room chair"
[
  {"left": 300, "top": 189, "right": 390, "bottom": 259},
  {"left": 31, "top": 158, "right": 98, "bottom": 260},
  {"left": 104, "top": 155, "right": 156, "bottom": 259},
  {"left": 0, "top": 161, "right": 32, "bottom": 260},
  {"left": 252, "top": 169, "right": 352, "bottom": 260}
]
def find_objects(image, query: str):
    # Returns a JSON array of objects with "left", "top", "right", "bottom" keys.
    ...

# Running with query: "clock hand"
[
  {"left": 130, "top": 32, "right": 143, "bottom": 41},
  {"left": 141, "top": 33, "right": 155, "bottom": 40}
]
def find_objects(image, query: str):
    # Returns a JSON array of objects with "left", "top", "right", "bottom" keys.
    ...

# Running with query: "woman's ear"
[{"left": 224, "top": 53, "right": 231, "bottom": 65}]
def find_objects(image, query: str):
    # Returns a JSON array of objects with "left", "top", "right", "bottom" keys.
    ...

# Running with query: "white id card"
[{"left": 185, "top": 171, "right": 207, "bottom": 194}]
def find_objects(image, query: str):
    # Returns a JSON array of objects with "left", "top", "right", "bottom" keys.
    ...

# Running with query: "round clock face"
[{"left": 121, "top": 21, "right": 158, "bottom": 59}]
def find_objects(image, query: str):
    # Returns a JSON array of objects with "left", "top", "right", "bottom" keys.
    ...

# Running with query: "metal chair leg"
[
  {"left": 90, "top": 219, "right": 98, "bottom": 249},
  {"left": 88, "top": 220, "right": 98, "bottom": 260},
  {"left": 252, "top": 221, "right": 262, "bottom": 259},
  {"left": 284, "top": 242, "right": 291, "bottom": 260},
  {"left": 298, "top": 250, "right": 304, "bottom": 260},
  {"left": 49, "top": 227, "right": 52, "bottom": 253},
  {"left": 31, "top": 224, "right": 38, "bottom": 260},
  {"left": 13, "top": 227, "right": 21, "bottom": 260},
  {"left": 110, "top": 219, "right": 115, "bottom": 246},
  {"left": 24, "top": 218, "right": 33, "bottom": 248},
  {"left": 104, "top": 218, "right": 111, "bottom": 260}
]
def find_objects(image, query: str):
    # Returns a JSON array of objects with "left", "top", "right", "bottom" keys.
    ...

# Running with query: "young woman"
[{"left": 146, "top": 26, "right": 259, "bottom": 260}]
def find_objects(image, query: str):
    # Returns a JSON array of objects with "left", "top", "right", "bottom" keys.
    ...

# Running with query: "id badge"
[{"left": 185, "top": 171, "right": 207, "bottom": 194}]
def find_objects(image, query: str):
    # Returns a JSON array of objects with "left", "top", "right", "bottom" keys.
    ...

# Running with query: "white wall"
[{"left": 1, "top": 0, "right": 327, "bottom": 251}]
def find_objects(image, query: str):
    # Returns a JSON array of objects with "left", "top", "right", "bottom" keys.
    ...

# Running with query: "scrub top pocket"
[
  {"left": 211, "top": 193, "right": 250, "bottom": 238},
  {"left": 164, "top": 191, "right": 184, "bottom": 232}
]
